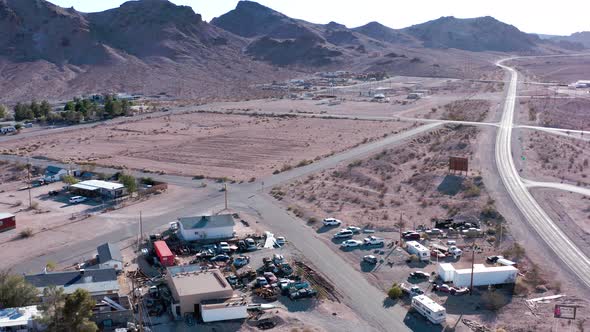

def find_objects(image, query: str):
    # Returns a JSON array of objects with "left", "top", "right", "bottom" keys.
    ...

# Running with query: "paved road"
[
  {"left": 495, "top": 59, "right": 590, "bottom": 288},
  {"left": 516, "top": 125, "right": 590, "bottom": 142},
  {"left": 522, "top": 178, "right": 590, "bottom": 197}
]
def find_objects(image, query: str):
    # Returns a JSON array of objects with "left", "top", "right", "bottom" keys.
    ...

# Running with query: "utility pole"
[
  {"left": 224, "top": 183, "right": 228, "bottom": 210},
  {"left": 26, "top": 158, "right": 32, "bottom": 208},
  {"left": 470, "top": 241, "right": 477, "bottom": 295},
  {"left": 139, "top": 211, "right": 143, "bottom": 246},
  {"left": 398, "top": 213, "right": 403, "bottom": 243}
]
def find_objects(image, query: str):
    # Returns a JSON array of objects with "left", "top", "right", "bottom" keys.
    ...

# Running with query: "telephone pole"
[
  {"left": 224, "top": 183, "right": 228, "bottom": 210},
  {"left": 470, "top": 241, "right": 477, "bottom": 295},
  {"left": 139, "top": 211, "right": 143, "bottom": 246},
  {"left": 27, "top": 158, "right": 32, "bottom": 208}
]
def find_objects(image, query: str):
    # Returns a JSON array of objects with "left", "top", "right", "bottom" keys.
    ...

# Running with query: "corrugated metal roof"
[
  {"left": 71, "top": 180, "right": 124, "bottom": 191},
  {"left": 25, "top": 268, "right": 118, "bottom": 295},
  {"left": 97, "top": 242, "right": 123, "bottom": 263},
  {"left": 178, "top": 214, "right": 234, "bottom": 230}
]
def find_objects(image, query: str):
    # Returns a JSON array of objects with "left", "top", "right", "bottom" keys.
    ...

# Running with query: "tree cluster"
[
  {"left": 12, "top": 95, "right": 132, "bottom": 124},
  {"left": 38, "top": 286, "right": 98, "bottom": 332}
]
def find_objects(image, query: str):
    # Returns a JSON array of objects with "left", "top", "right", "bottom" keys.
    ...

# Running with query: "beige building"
[{"left": 166, "top": 265, "right": 234, "bottom": 318}]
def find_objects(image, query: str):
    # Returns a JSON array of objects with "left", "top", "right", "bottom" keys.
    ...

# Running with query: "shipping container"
[
  {"left": 0, "top": 213, "right": 16, "bottom": 233},
  {"left": 154, "top": 241, "right": 174, "bottom": 266},
  {"left": 452, "top": 264, "right": 518, "bottom": 287}
]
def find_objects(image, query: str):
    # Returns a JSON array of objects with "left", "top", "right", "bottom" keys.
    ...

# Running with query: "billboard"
[
  {"left": 449, "top": 157, "right": 468, "bottom": 173},
  {"left": 554, "top": 304, "right": 577, "bottom": 319}
]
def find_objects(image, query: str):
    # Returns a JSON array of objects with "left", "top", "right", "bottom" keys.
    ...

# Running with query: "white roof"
[
  {"left": 0, "top": 213, "right": 14, "bottom": 219},
  {"left": 413, "top": 295, "right": 445, "bottom": 313},
  {"left": 438, "top": 263, "right": 455, "bottom": 272},
  {"left": 455, "top": 264, "right": 518, "bottom": 275},
  {"left": 406, "top": 241, "right": 429, "bottom": 251},
  {"left": 71, "top": 180, "right": 124, "bottom": 191},
  {"left": 0, "top": 306, "right": 40, "bottom": 327}
]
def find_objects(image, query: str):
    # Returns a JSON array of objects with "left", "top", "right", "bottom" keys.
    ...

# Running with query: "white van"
[{"left": 69, "top": 196, "right": 87, "bottom": 204}]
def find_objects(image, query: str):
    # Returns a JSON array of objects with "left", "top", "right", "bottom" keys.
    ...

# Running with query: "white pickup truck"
[{"left": 363, "top": 236, "right": 385, "bottom": 246}]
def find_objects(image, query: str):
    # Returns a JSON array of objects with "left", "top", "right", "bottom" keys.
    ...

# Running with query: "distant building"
[
  {"left": 573, "top": 80, "right": 590, "bottom": 88},
  {"left": 166, "top": 265, "right": 240, "bottom": 319},
  {"left": 96, "top": 242, "right": 123, "bottom": 272},
  {"left": 25, "top": 268, "right": 119, "bottom": 299},
  {"left": 70, "top": 180, "right": 127, "bottom": 199},
  {"left": 0, "top": 306, "right": 43, "bottom": 331},
  {"left": 177, "top": 214, "right": 235, "bottom": 241}
]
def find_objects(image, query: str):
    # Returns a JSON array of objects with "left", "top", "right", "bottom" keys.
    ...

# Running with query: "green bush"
[{"left": 387, "top": 285, "right": 403, "bottom": 299}]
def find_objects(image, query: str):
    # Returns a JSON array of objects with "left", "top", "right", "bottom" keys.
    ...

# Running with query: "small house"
[
  {"left": 97, "top": 242, "right": 123, "bottom": 272},
  {"left": 44, "top": 166, "right": 69, "bottom": 182},
  {"left": 70, "top": 180, "right": 127, "bottom": 199},
  {"left": 0, "top": 306, "right": 43, "bottom": 331},
  {"left": 25, "top": 268, "right": 119, "bottom": 299},
  {"left": 177, "top": 214, "right": 235, "bottom": 241}
]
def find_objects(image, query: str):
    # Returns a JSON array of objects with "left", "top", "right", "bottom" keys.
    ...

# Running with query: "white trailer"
[
  {"left": 200, "top": 299, "right": 248, "bottom": 323},
  {"left": 406, "top": 241, "right": 430, "bottom": 261},
  {"left": 452, "top": 264, "right": 518, "bottom": 287},
  {"left": 437, "top": 263, "right": 455, "bottom": 282},
  {"left": 411, "top": 295, "right": 446, "bottom": 324}
]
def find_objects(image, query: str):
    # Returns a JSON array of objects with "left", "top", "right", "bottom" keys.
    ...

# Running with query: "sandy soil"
[
  {"left": 273, "top": 125, "right": 493, "bottom": 230},
  {"left": 509, "top": 55, "right": 590, "bottom": 84},
  {"left": 521, "top": 97, "right": 590, "bottom": 130},
  {"left": 520, "top": 130, "right": 590, "bottom": 187},
  {"left": 1, "top": 113, "right": 410, "bottom": 181}
]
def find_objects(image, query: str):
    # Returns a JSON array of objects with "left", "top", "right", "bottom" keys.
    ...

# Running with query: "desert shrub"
[
  {"left": 30, "top": 201, "right": 39, "bottom": 210},
  {"left": 296, "top": 159, "right": 313, "bottom": 167},
  {"left": 513, "top": 279, "right": 529, "bottom": 295},
  {"left": 19, "top": 228, "right": 33, "bottom": 238},
  {"left": 387, "top": 284, "right": 402, "bottom": 299},
  {"left": 464, "top": 184, "right": 481, "bottom": 197},
  {"left": 248, "top": 177, "right": 256, "bottom": 183},
  {"left": 481, "top": 291, "right": 507, "bottom": 311},
  {"left": 62, "top": 175, "right": 79, "bottom": 185},
  {"left": 502, "top": 243, "right": 525, "bottom": 261}
]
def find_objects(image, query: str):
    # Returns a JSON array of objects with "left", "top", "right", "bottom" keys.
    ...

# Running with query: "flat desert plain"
[{"left": 1, "top": 112, "right": 411, "bottom": 180}]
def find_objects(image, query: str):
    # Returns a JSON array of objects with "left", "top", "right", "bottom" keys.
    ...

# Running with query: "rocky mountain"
[
  {"left": 402, "top": 16, "right": 540, "bottom": 52},
  {"left": 547, "top": 31, "right": 590, "bottom": 48},
  {"left": 352, "top": 21, "right": 416, "bottom": 45}
]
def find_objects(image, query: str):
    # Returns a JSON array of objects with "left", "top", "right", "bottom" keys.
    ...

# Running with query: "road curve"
[
  {"left": 496, "top": 59, "right": 590, "bottom": 288},
  {"left": 522, "top": 178, "right": 590, "bottom": 197}
]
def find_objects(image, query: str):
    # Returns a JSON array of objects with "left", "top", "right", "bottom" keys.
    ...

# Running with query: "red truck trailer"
[
  {"left": 154, "top": 240, "right": 175, "bottom": 266},
  {"left": 0, "top": 213, "right": 16, "bottom": 233}
]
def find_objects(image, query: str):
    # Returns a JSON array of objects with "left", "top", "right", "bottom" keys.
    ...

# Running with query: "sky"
[{"left": 47, "top": 0, "right": 590, "bottom": 36}]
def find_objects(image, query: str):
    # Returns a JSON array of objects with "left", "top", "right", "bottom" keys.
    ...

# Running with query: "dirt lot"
[
  {"left": 520, "top": 97, "right": 590, "bottom": 130},
  {"left": 519, "top": 130, "right": 590, "bottom": 186},
  {"left": 271, "top": 124, "right": 494, "bottom": 230},
  {"left": 509, "top": 55, "right": 590, "bottom": 84},
  {"left": 1, "top": 112, "right": 411, "bottom": 181}
]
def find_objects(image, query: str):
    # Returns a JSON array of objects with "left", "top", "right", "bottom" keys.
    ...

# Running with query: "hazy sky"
[{"left": 48, "top": 0, "right": 590, "bottom": 36}]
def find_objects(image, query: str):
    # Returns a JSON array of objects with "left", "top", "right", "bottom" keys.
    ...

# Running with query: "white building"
[
  {"left": 44, "top": 166, "right": 69, "bottom": 182},
  {"left": 411, "top": 295, "right": 446, "bottom": 324},
  {"left": 436, "top": 263, "right": 518, "bottom": 287},
  {"left": 177, "top": 214, "right": 235, "bottom": 241},
  {"left": 0, "top": 306, "right": 43, "bottom": 331},
  {"left": 96, "top": 242, "right": 123, "bottom": 272},
  {"left": 70, "top": 180, "right": 127, "bottom": 199},
  {"left": 406, "top": 241, "right": 430, "bottom": 261}
]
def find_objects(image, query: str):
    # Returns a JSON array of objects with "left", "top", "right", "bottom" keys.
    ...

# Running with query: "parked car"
[
  {"left": 226, "top": 275, "right": 238, "bottom": 286},
  {"left": 48, "top": 190, "right": 59, "bottom": 196},
  {"left": 256, "top": 277, "right": 269, "bottom": 288},
  {"left": 446, "top": 240, "right": 457, "bottom": 246},
  {"left": 233, "top": 256, "right": 250, "bottom": 267},
  {"left": 263, "top": 272, "right": 278, "bottom": 284},
  {"left": 69, "top": 196, "right": 87, "bottom": 204},
  {"left": 279, "top": 263, "right": 293, "bottom": 276},
  {"left": 425, "top": 228, "right": 444, "bottom": 236},
  {"left": 218, "top": 242, "right": 231, "bottom": 253},
  {"left": 272, "top": 254, "right": 284, "bottom": 265},
  {"left": 244, "top": 238, "right": 257, "bottom": 251},
  {"left": 323, "top": 218, "right": 342, "bottom": 226},
  {"left": 210, "top": 254, "right": 230, "bottom": 262},
  {"left": 333, "top": 229, "right": 354, "bottom": 239},
  {"left": 341, "top": 239, "right": 363, "bottom": 248},
  {"left": 409, "top": 271, "right": 430, "bottom": 280},
  {"left": 450, "top": 287, "right": 470, "bottom": 296},
  {"left": 363, "top": 236, "right": 385, "bottom": 246},
  {"left": 486, "top": 255, "right": 503, "bottom": 264},
  {"left": 289, "top": 288, "right": 317, "bottom": 300},
  {"left": 276, "top": 236, "right": 286, "bottom": 246},
  {"left": 346, "top": 226, "right": 361, "bottom": 234},
  {"left": 431, "top": 249, "right": 446, "bottom": 259},
  {"left": 403, "top": 232, "right": 421, "bottom": 241},
  {"left": 434, "top": 284, "right": 451, "bottom": 293},
  {"left": 363, "top": 255, "right": 378, "bottom": 264}
]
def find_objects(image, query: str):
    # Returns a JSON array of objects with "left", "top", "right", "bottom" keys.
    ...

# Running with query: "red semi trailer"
[
  {"left": 154, "top": 240, "right": 175, "bottom": 266},
  {"left": 0, "top": 213, "right": 16, "bottom": 233}
]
